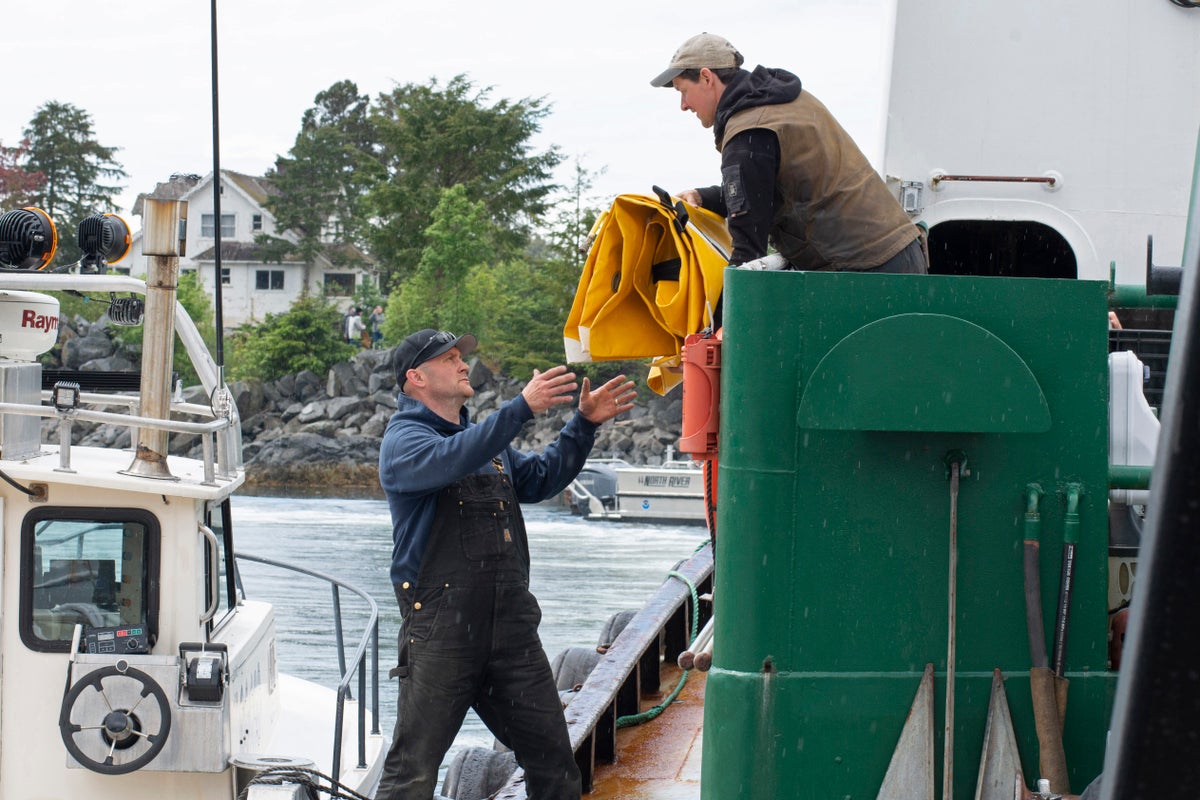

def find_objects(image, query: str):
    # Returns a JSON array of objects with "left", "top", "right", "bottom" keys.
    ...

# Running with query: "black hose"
[
  {"left": 0, "top": 468, "right": 39, "bottom": 497},
  {"left": 1052, "top": 541, "right": 1077, "bottom": 677}
]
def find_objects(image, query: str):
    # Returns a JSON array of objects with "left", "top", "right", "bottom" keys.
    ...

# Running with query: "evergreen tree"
[
  {"left": 366, "top": 75, "right": 562, "bottom": 287},
  {"left": 21, "top": 101, "right": 127, "bottom": 264},
  {"left": 473, "top": 161, "right": 606, "bottom": 373},
  {"left": 266, "top": 81, "right": 380, "bottom": 265},
  {"left": 383, "top": 184, "right": 497, "bottom": 342}
]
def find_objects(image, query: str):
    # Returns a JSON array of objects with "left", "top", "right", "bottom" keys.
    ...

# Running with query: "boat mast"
[{"left": 209, "top": 0, "right": 225, "bottom": 380}]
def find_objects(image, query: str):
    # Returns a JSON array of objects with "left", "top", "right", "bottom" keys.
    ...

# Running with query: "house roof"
[
  {"left": 224, "top": 172, "right": 278, "bottom": 205},
  {"left": 190, "top": 240, "right": 375, "bottom": 271},
  {"left": 131, "top": 170, "right": 280, "bottom": 216},
  {"left": 191, "top": 242, "right": 308, "bottom": 263}
]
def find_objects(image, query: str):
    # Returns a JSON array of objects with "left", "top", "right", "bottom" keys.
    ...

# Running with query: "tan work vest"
[{"left": 720, "top": 92, "right": 917, "bottom": 271}]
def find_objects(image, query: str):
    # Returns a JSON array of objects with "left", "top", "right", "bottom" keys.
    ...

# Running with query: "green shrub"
[{"left": 227, "top": 295, "right": 354, "bottom": 381}]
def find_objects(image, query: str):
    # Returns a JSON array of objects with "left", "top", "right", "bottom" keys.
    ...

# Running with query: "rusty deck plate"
[{"left": 585, "top": 665, "right": 706, "bottom": 800}]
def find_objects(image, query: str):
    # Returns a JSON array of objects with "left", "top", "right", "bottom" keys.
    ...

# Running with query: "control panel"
[{"left": 84, "top": 625, "right": 149, "bottom": 654}]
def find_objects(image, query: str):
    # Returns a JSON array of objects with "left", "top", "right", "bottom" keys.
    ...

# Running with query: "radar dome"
[{"left": 0, "top": 291, "right": 60, "bottom": 361}]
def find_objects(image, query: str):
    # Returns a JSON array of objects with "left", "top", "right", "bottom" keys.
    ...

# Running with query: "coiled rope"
[
  {"left": 238, "top": 766, "right": 372, "bottom": 800},
  {"left": 615, "top": 568, "right": 700, "bottom": 728}
]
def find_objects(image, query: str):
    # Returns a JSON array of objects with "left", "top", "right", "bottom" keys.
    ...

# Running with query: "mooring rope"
[
  {"left": 615, "top": 568, "right": 700, "bottom": 728},
  {"left": 238, "top": 766, "right": 372, "bottom": 800}
]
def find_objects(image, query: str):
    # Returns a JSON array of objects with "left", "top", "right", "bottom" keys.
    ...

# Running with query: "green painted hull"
[{"left": 706, "top": 272, "right": 1115, "bottom": 798}]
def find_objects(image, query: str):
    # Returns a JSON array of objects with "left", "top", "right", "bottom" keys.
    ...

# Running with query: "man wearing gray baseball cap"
[{"left": 652, "top": 33, "right": 927, "bottom": 324}]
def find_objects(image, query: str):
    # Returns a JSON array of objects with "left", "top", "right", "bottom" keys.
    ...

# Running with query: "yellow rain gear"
[{"left": 563, "top": 193, "right": 731, "bottom": 393}]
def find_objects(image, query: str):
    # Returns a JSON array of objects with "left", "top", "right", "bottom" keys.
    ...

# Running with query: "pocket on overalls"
[
  {"left": 390, "top": 585, "right": 445, "bottom": 679},
  {"left": 457, "top": 498, "right": 517, "bottom": 561},
  {"left": 390, "top": 629, "right": 409, "bottom": 680}
]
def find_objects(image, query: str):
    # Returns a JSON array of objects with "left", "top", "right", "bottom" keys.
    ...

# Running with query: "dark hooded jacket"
[
  {"left": 700, "top": 66, "right": 917, "bottom": 271},
  {"left": 379, "top": 392, "right": 598, "bottom": 585}
]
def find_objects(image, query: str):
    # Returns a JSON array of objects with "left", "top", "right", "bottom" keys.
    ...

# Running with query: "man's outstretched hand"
[
  {"left": 579, "top": 374, "right": 637, "bottom": 424},
  {"left": 522, "top": 365, "right": 580, "bottom": 414}
]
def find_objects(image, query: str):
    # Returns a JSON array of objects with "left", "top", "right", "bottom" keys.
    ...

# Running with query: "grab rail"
[
  {"left": 198, "top": 524, "right": 221, "bottom": 624},
  {"left": 0, "top": 400, "right": 235, "bottom": 483},
  {"left": 235, "top": 551, "right": 381, "bottom": 779}
]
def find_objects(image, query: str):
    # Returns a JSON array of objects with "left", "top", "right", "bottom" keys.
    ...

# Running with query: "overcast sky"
[{"left": 4, "top": 0, "right": 892, "bottom": 230}]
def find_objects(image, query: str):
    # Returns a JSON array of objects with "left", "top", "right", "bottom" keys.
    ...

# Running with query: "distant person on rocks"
[
  {"left": 346, "top": 307, "right": 366, "bottom": 348},
  {"left": 376, "top": 328, "right": 636, "bottom": 800},
  {"left": 651, "top": 32, "right": 927, "bottom": 325},
  {"left": 369, "top": 306, "right": 385, "bottom": 348}
]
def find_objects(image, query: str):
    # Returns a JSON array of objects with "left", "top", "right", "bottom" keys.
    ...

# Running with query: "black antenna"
[{"left": 209, "top": 0, "right": 225, "bottom": 371}]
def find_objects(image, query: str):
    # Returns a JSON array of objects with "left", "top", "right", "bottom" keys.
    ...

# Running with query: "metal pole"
[
  {"left": 210, "top": 0, "right": 225, "bottom": 366},
  {"left": 123, "top": 199, "right": 184, "bottom": 480},
  {"left": 943, "top": 458, "right": 961, "bottom": 800}
]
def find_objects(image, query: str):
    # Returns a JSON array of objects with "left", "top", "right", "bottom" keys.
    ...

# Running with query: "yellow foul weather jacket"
[{"left": 563, "top": 192, "right": 731, "bottom": 393}]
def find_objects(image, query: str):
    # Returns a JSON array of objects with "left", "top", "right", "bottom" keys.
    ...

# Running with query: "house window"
[
  {"left": 221, "top": 267, "right": 231, "bottom": 285},
  {"left": 19, "top": 507, "right": 160, "bottom": 653},
  {"left": 201, "top": 213, "right": 236, "bottom": 238},
  {"left": 256, "top": 269, "right": 285, "bottom": 291},
  {"left": 252, "top": 214, "right": 263, "bottom": 232},
  {"left": 324, "top": 273, "right": 355, "bottom": 296}
]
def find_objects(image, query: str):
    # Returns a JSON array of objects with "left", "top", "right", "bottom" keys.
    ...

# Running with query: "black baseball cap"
[{"left": 393, "top": 329, "right": 478, "bottom": 391}]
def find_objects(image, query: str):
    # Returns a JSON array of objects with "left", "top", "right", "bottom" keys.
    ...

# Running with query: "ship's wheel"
[{"left": 59, "top": 662, "right": 172, "bottom": 775}]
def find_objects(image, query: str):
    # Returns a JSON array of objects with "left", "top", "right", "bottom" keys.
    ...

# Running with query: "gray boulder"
[
  {"left": 296, "top": 401, "right": 327, "bottom": 424},
  {"left": 62, "top": 332, "right": 115, "bottom": 369},
  {"left": 326, "top": 396, "right": 366, "bottom": 422},
  {"left": 229, "top": 379, "right": 267, "bottom": 418},
  {"left": 294, "top": 370, "right": 324, "bottom": 402}
]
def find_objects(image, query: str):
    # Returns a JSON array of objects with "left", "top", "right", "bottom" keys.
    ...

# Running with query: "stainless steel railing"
[{"left": 235, "top": 551, "right": 382, "bottom": 779}]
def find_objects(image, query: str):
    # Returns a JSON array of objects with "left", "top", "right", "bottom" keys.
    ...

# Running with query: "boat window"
[
  {"left": 19, "top": 508, "right": 160, "bottom": 653},
  {"left": 205, "top": 499, "right": 242, "bottom": 631},
  {"left": 927, "top": 220, "right": 1077, "bottom": 278}
]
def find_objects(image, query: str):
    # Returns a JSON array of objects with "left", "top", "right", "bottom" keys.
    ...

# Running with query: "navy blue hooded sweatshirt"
[{"left": 378, "top": 391, "right": 598, "bottom": 586}]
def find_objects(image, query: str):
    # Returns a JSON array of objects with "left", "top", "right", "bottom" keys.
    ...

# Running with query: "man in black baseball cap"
[
  {"left": 392, "top": 328, "right": 478, "bottom": 393},
  {"left": 377, "top": 327, "right": 636, "bottom": 800}
]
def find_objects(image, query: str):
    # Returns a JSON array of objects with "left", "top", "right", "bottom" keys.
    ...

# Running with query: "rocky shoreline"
[{"left": 46, "top": 316, "right": 687, "bottom": 492}]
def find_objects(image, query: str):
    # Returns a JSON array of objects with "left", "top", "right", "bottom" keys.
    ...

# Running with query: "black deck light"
[
  {"left": 0, "top": 207, "right": 58, "bottom": 270},
  {"left": 77, "top": 213, "right": 132, "bottom": 273}
]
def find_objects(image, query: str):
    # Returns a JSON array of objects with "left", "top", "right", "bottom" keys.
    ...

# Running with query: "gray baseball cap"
[{"left": 650, "top": 33, "right": 744, "bottom": 87}]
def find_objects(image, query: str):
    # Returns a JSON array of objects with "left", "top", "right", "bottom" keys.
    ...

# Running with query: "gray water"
[{"left": 231, "top": 494, "right": 707, "bottom": 782}]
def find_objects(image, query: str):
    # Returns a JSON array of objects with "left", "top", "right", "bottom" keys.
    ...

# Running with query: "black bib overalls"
[{"left": 375, "top": 469, "right": 582, "bottom": 800}]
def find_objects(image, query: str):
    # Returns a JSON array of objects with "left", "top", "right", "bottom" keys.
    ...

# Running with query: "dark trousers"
[
  {"left": 375, "top": 581, "right": 581, "bottom": 800},
  {"left": 864, "top": 234, "right": 929, "bottom": 274}
]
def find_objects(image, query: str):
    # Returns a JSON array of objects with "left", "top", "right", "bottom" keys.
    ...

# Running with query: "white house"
[{"left": 125, "top": 170, "right": 374, "bottom": 328}]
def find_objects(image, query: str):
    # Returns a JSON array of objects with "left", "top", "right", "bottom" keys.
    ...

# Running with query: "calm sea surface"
[{"left": 231, "top": 494, "right": 708, "bottom": 783}]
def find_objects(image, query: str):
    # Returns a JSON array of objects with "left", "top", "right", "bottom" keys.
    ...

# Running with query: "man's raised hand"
[
  {"left": 522, "top": 365, "right": 579, "bottom": 414},
  {"left": 579, "top": 374, "right": 637, "bottom": 424}
]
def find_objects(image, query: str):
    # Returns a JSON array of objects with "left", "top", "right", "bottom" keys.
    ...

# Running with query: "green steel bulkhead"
[{"left": 705, "top": 271, "right": 1114, "bottom": 800}]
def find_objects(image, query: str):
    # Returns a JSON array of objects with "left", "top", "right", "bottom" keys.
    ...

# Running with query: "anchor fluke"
[{"left": 877, "top": 663, "right": 936, "bottom": 800}]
